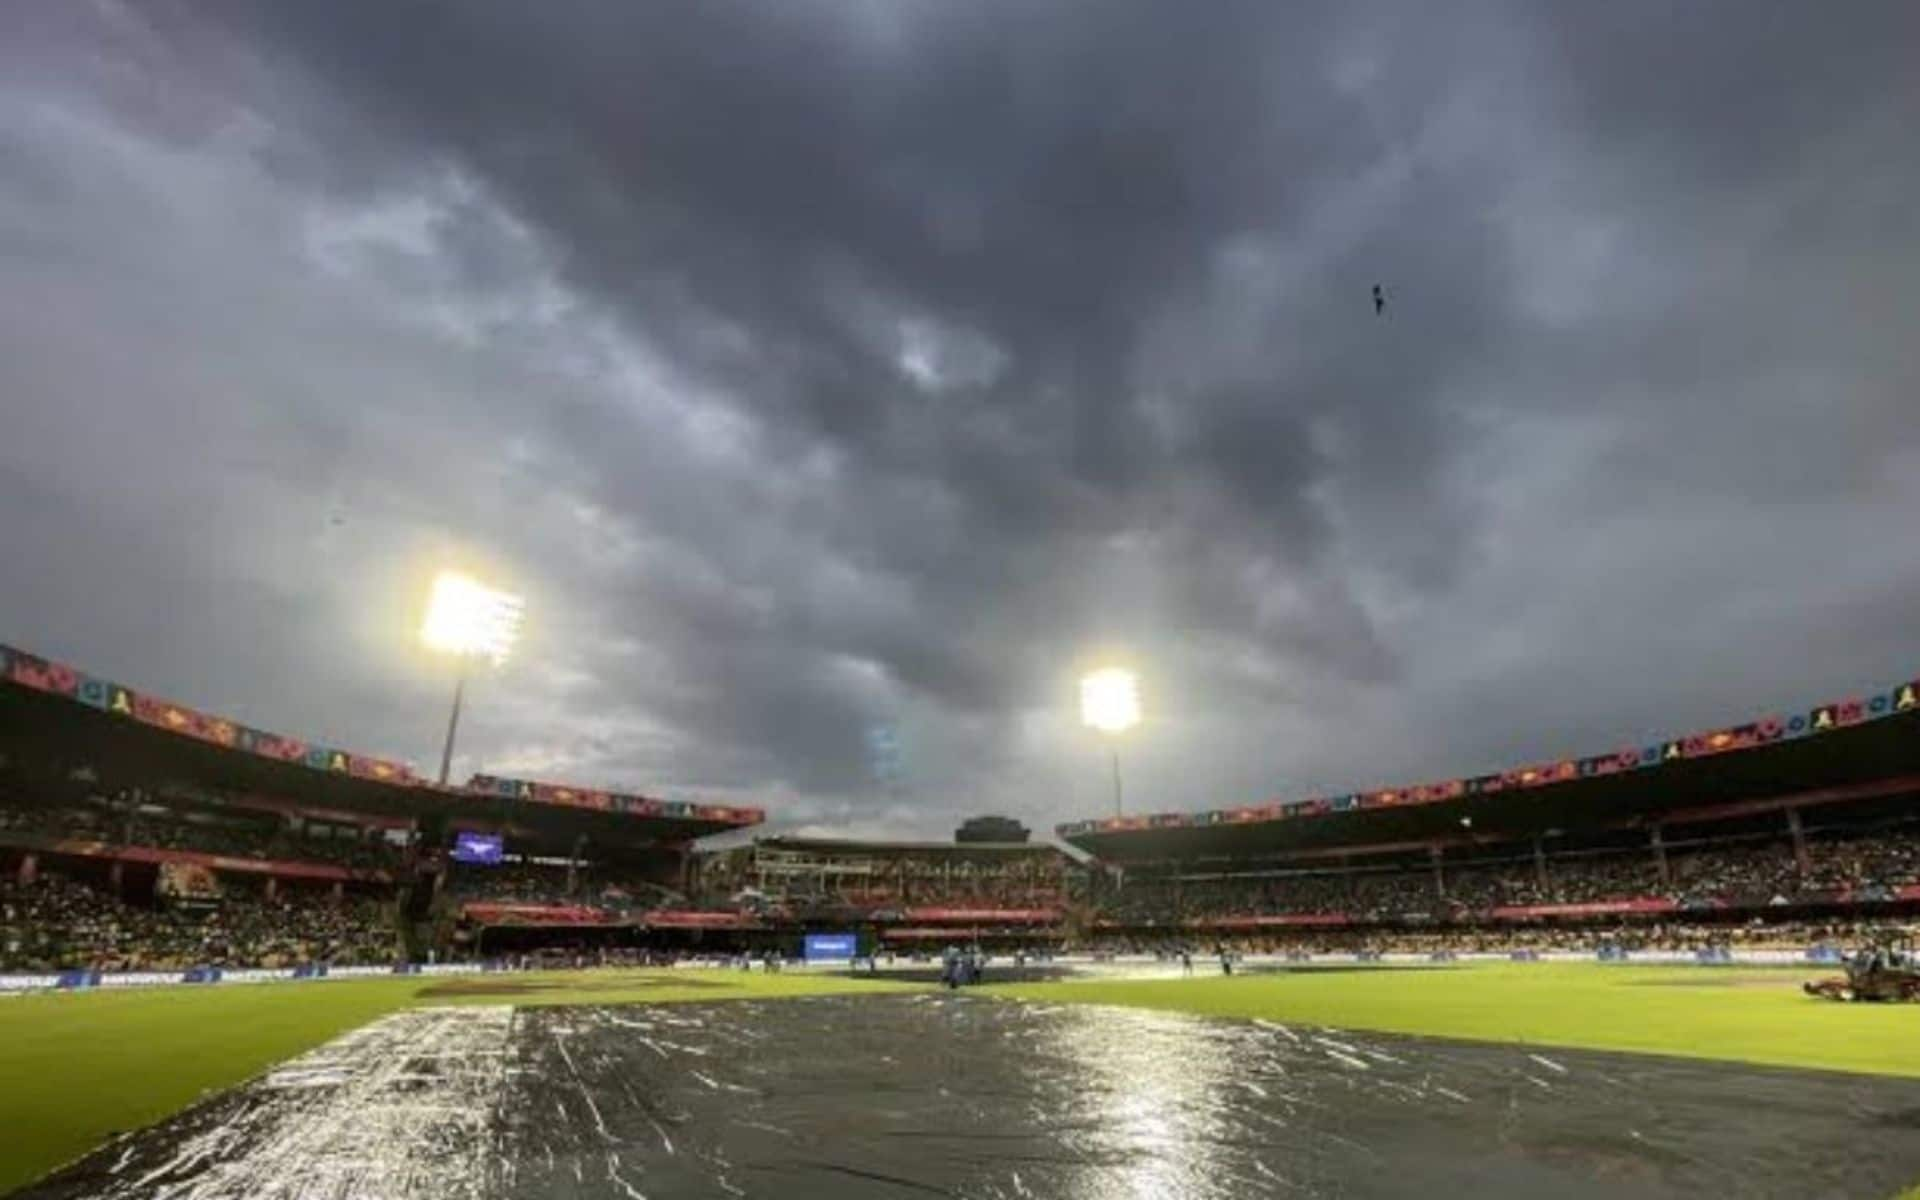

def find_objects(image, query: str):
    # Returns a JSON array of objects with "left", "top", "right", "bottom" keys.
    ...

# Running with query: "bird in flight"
[{"left": 1372, "top": 284, "right": 1386, "bottom": 315}]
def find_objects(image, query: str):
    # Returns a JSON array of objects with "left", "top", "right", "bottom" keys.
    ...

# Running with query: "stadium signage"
[
  {"left": 0, "top": 963, "right": 486, "bottom": 993},
  {"left": 99, "top": 971, "right": 192, "bottom": 989},
  {"left": 0, "top": 974, "right": 62, "bottom": 991},
  {"left": 803, "top": 933, "right": 858, "bottom": 960},
  {"left": 1056, "top": 672, "right": 1920, "bottom": 839},
  {"left": 223, "top": 969, "right": 286, "bottom": 983}
]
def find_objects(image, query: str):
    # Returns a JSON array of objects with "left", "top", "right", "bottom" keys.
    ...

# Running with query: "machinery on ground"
[{"left": 1803, "top": 936, "right": 1920, "bottom": 1002}]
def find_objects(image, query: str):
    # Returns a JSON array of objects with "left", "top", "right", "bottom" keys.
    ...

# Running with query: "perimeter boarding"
[{"left": 0, "top": 944, "right": 1858, "bottom": 994}]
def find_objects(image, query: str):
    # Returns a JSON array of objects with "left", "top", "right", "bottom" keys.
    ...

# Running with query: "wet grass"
[
  {"left": 987, "top": 962, "right": 1920, "bottom": 1080},
  {"left": 0, "top": 978, "right": 416, "bottom": 1196},
  {"left": 0, "top": 968, "right": 918, "bottom": 1195}
]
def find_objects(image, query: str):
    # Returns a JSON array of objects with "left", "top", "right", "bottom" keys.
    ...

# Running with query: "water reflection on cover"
[{"left": 26, "top": 994, "right": 1920, "bottom": 1199}]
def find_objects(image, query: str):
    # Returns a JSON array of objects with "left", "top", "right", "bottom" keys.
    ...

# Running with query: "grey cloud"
[{"left": 2, "top": 1, "right": 1918, "bottom": 836}]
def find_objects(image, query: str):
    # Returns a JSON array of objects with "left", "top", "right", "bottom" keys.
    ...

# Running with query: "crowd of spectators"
[
  {"left": 729, "top": 881, "right": 1071, "bottom": 917},
  {"left": 0, "top": 871, "right": 397, "bottom": 971},
  {"left": 1103, "top": 868, "right": 1446, "bottom": 925},
  {"left": 1101, "top": 826, "right": 1920, "bottom": 925},
  {"left": 0, "top": 801, "right": 405, "bottom": 872},
  {"left": 446, "top": 862, "right": 575, "bottom": 905},
  {"left": 1089, "top": 916, "right": 1901, "bottom": 959},
  {"left": 695, "top": 847, "right": 1074, "bottom": 915},
  {"left": 1802, "top": 833, "right": 1920, "bottom": 899},
  {"left": 446, "top": 860, "right": 686, "bottom": 917}
]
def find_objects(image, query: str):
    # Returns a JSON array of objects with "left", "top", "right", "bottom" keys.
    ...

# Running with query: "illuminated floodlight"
[
  {"left": 1080, "top": 668, "right": 1141, "bottom": 735},
  {"left": 421, "top": 570, "right": 525, "bottom": 786},
  {"left": 421, "top": 571, "right": 524, "bottom": 666}
]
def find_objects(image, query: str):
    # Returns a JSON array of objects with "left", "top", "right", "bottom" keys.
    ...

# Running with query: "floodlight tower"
[
  {"left": 1080, "top": 668, "right": 1141, "bottom": 817},
  {"left": 420, "top": 570, "right": 525, "bottom": 786}
]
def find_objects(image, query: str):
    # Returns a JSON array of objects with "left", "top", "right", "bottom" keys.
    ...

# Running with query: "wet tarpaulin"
[{"left": 26, "top": 996, "right": 1920, "bottom": 1199}]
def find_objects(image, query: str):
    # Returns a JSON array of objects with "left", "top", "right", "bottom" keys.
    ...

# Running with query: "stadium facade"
[
  {"left": 0, "top": 642, "right": 762, "bottom": 970},
  {"left": 692, "top": 834, "right": 1075, "bottom": 950},
  {"left": 5, "top": 633, "right": 1920, "bottom": 974},
  {"left": 1059, "top": 671, "right": 1920, "bottom": 944}
]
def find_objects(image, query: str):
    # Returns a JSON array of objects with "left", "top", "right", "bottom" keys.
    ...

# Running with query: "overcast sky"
[{"left": 3, "top": 2, "right": 1918, "bottom": 839}]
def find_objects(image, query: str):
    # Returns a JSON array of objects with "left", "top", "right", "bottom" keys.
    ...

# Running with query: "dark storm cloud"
[{"left": 2, "top": 1, "right": 1918, "bottom": 834}]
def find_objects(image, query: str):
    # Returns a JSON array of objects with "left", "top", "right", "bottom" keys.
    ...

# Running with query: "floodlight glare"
[
  {"left": 421, "top": 569, "right": 525, "bottom": 786},
  {"left": 421, "top": 571, "right": 524, "bottom": 666},
  {"left": 1080, "top": 668, "right": 1141, "bottom": 735}
]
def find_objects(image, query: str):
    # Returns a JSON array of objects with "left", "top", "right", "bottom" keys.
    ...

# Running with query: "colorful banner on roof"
[
  {"left": 7, "top": 649, "right": 77, "bottom": 696},
  {"left": 1057, "top": 670, "right": 1920, "bottom": 841},
  {"left": 0, "top": 642, "right": 764, "bottom": 825},
  {"left": 463, "top": 774, "right": 757, "bottom": 825}
]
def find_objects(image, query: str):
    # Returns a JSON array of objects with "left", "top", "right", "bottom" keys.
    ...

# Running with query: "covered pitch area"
[{"left": 6, "top": 960, "right": 1920, "bottom": 1199}]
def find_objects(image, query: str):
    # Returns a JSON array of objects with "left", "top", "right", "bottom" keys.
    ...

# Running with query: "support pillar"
[
  {"left": 1786, "top": 807, "right": 1810, "bottom": 874},
  {"left": 1532, "top": 837, "right": 1549, "bottom": 891},
  {"left": 1429, "top": 844, "right": 1445, "bottom": 899},
  {"left": 566, "top": 834, "right": 586, "bottom": 896},
  {"left": 1650, "top": 826, "right": 1669, "bottom": 885}
]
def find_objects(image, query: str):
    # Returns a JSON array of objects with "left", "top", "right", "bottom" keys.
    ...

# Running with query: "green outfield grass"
[
  {"left": 988, "top": 962, "right": 1920, "bottom": 1079},
  {"left": 0, "top": 969, "right": 916, "bottom": 1195}
]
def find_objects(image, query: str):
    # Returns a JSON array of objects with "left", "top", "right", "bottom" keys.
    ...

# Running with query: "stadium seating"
[
  {"left": 0, "top": 785, "right": 409, "bottom": 871},
  {"left": 1093, "top": 825, "right": 1920, "bottom": 930},
  {"left": 0, "top": 869, "right": 396, "bottom": 971}
]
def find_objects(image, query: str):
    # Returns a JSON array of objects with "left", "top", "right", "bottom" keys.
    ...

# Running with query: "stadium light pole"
[
  {"left": 420, "top": 571, "right": 525, "bottom": 786},
  {"left": 1080, "top": 668, "right": 1141, "bottom": 817}
]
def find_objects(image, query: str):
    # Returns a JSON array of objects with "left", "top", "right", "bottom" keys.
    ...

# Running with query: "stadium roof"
[
  {"left": 0, "top": 642, "right": 762, "bottom": 845},
  {"left": 1061, "top": 670, "right": 1920, "bottom": 863}
]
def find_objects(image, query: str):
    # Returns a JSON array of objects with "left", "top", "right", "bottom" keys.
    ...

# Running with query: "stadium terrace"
[
  {"left": 1055, "top": 668, "right": 1920, "bottom": 952},
  {"left": 1061, "top": 673, "right": 1920, "bottom": 851},
  {"left": 3, "top": 636, "right": 1917, "bottom": 974}
]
